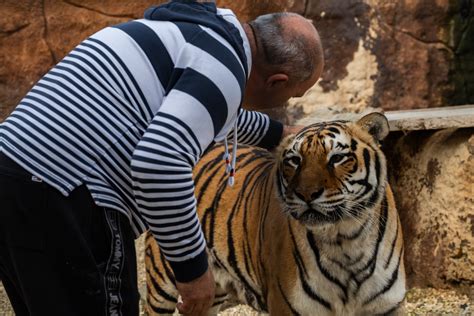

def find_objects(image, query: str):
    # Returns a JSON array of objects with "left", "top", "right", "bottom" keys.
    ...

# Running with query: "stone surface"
[
  {"left": 272, "top": 0, "right": 473, "bottom": 125},
  {"left": 385, "top": 128, "right": 474, "bottom": 290},
  {"left": 2, "top": 0, "right": 473, "bottom": 120}
]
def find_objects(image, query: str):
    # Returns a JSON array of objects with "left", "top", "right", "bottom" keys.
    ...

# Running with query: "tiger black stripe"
[
  {"left": 194, "top": 151, "right": 224, "bottom": 192},
  {"left": 226, "top": 161, "right": 271, "bottom": 310},
  {"left": 338, "top": 216, "right": 369, "bottom": 240},
  {"left": 234, "top": 160, "right": 270, "bottom": 281},
  {"left": 148, "top": 304, "right": 175, "bottom": 315},
  {"left": 148, "top": 266, "right": 178, "bottom": 303},
  {"left": 159, "top": 251, "right": 176, "bottom": 285},
  {"left": 329, "top": 258, "right": 352, "bottom": 274},
  {"left": 278, "top": 280, "right": 301, "bottom": 316},
  {"left": 257, "top": 170, "right": 273, "bottom": 291},
  {"left": 204, "top": 152, "right": 252, "bottom": 252},
  {"left": 211, "top": 251, "right": 227, "bottom": 271},
  {"left": 363, "top": 152, "right": 383, "bottom": 208},
  {"left": 296, "top": 255, "right": 332, "bottom": 311},
  {"left": 196, "top": 158, "right": 229, "bottom": 203},
  {"left": 211, "top": 248, "right": 230, "bottom": 273},
  {"left": 242, "top": 242, "right": 254, "bottom": 284},
  {"left": 145, "top": 245, "right": 165, "bottom": 282},
  {"left": 206, "top": 152, "right": 256, "bottom": 260},
  {"left": 307, "top": 232, "right": 348, "bottom": 302},
  {"left": 336, "top": 142, "right": 349, "bottom": 150},
  {"left": 346, "top": 252, "right": 364, "bottom": 266},
  {"left": 242, "top": 162, "right": 272, "bottom": 282},
  {"left": 289, "top": 223, "right": 309, "bottom": 278},
  {"left": 200, "top": 207, "right": 213, "bottom": 243},
  {"left": 207, "top": 179, "right": 230, "bottom": 246},
  {"left": 146, "top": 283, "right": 161, "bottom": 303},
  {"left": 351, "top": 139, "right": 358, "bottom": 151},
  {"left": 384, "top": 221, "right": 399, "bottom": 269},
  {"left": 363, "top": 245, "right": 403, "bottom": 306},
  {"left": 242, "top": 184, "right": 258, "bottom": 281},
  {"left": 206, "top": 170, "right": 232, "bottom": 249},
  {"left": 212, "top": 299, "right": 227, "bottom": 307},
  {"left": 355, "top": 196, "right": 389, "bottom": 289}
]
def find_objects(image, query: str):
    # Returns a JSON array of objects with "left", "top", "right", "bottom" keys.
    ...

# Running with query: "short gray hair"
[{"left": 249, "top": 12, "right": 320, "bottom": 82}]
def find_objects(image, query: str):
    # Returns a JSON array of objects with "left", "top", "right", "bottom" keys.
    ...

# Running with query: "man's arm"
[
  {"left": 131, "top": 89, "right": 215, "bottom": 314},
  {"left": 228, "top": 109, "right": 303, "bottom": 149},
  {"left": 131, "top": 27, "right": 246, "bottom": 312},
  {"left": 227, "top": 108, "right": 283, "bottom": 149}
]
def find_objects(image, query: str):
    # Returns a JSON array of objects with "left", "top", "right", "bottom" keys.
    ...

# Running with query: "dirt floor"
[{"left": 1, "top": 236, "right": 472, "bottom": 315}]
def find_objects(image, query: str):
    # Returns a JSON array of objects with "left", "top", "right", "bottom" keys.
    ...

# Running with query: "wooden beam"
[{"left": 385, "top": 105, "right": 474, "bottom": 131}]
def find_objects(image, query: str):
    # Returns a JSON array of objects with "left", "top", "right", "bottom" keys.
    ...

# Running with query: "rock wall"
[
  {"left": 385, "top": 128, "right": 474, "bottom": 291},
  {"left": 2, "top": 0, "right": 472, "bottom": 120},
  {"left": 279, "top": 0, "right": 473, "bottom": 123}
]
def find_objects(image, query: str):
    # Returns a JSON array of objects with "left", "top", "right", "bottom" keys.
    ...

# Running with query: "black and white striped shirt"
[{"left": 0, "top": 4, "right": 282, "bottom": 281}]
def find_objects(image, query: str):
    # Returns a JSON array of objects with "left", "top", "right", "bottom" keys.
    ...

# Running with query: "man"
[{"left": 0, "top": 1, "right": 323, "bottom": 315}]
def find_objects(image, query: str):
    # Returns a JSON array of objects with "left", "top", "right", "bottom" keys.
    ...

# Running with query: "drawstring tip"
[{"left": 228, "top": 169, "right": 235, "bottom": 186}]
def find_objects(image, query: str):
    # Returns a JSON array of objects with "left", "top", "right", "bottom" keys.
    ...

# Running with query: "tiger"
[{"left": 144, "top": 112, "right": 406, "bottom": 315}]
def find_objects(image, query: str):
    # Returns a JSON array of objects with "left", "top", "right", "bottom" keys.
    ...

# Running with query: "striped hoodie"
[{"left": 0, "top": 1, "right": 283, "bottom": 282}]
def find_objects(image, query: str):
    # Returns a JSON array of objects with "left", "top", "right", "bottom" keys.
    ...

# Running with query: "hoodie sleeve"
[
  {"left": 227, "top": 109, "right": 284, "bottom": 150},
  {"left": 131, "top": 35, "right": 245, "bottom": 282}
]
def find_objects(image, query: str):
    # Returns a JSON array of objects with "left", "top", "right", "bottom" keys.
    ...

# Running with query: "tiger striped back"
[{"left": 145, "top": 113, "right": 406, "bottom": 315}]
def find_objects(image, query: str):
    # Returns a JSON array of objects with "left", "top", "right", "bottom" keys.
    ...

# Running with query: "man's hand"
[
  {"left": 176, "top": 268, "right": 216, "bottom": 315},
  {"left": 282, "top": 125, "right": 304, "bottom": 138}
]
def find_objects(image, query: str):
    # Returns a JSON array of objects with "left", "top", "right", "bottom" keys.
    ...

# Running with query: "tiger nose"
[{"left": 294, "top": 188, "right": 324, "bottom": 202}]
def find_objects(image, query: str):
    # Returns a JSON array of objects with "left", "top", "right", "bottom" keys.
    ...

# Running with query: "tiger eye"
[
  {"left": 329, "top": 154, "right": 344, "bottom": 165},
  {"left": 285, "top": 156, "right": 301, "bottom": 166}
]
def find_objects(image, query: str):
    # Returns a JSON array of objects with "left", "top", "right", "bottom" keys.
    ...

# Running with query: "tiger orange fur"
[{"left": 145, "top": 113, "right": 406, "bottom": 315}]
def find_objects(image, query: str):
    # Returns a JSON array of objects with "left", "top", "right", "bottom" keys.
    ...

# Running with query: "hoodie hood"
[{"left": 144, "top": 0, "right": 248, "bottom": 77}]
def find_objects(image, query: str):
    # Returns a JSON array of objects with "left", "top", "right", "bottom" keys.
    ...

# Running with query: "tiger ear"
[{"left": 356, "top": 112, "right": 390, "bottom": 142}]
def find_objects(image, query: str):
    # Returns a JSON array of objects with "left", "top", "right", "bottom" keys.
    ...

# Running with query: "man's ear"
[
  {"left": 356, "top": 112, "right": 390, "bottom": 142},
  {"left": 266, "top": 73, "right": 289, "bottom": 88}
]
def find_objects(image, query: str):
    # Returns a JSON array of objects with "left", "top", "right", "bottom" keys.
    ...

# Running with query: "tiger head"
[{"left": 277, "top": 113, "right": 390, "bottom": 228}]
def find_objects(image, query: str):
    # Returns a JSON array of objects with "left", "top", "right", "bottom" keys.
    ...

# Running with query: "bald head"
[{"left": 248, "top": 12, "right": 324, "bottom": 83}]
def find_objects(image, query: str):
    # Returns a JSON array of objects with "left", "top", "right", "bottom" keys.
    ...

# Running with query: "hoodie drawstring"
[{"left": 222, "top": 119, "right": 239, "bottom": 187}]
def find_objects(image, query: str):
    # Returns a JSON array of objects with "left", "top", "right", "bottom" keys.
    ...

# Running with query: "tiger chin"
[{"left": 145, "top": 113, "right": 406, "bottom": 316}]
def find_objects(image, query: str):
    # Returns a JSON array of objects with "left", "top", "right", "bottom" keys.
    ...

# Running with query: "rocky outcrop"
[
  {"left": 385, "top": 128, "right": 474, "bottom": 290},
  {"left": 280, "top": 0, "right": 473, "bottom": 123}
]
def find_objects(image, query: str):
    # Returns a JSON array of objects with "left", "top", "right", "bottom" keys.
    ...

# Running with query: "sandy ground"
[{"left": 1, "top": 235, "right": 472, "bottom": 315}]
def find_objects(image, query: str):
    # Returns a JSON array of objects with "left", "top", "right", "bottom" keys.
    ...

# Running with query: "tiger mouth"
[{"left": 291, "top": 206, "right": 344, "bottom": 223}]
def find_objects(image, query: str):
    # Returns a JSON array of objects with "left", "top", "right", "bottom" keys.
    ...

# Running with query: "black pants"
[{"left": 0, "top": 153, "right": 139, "bottom": 316}]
